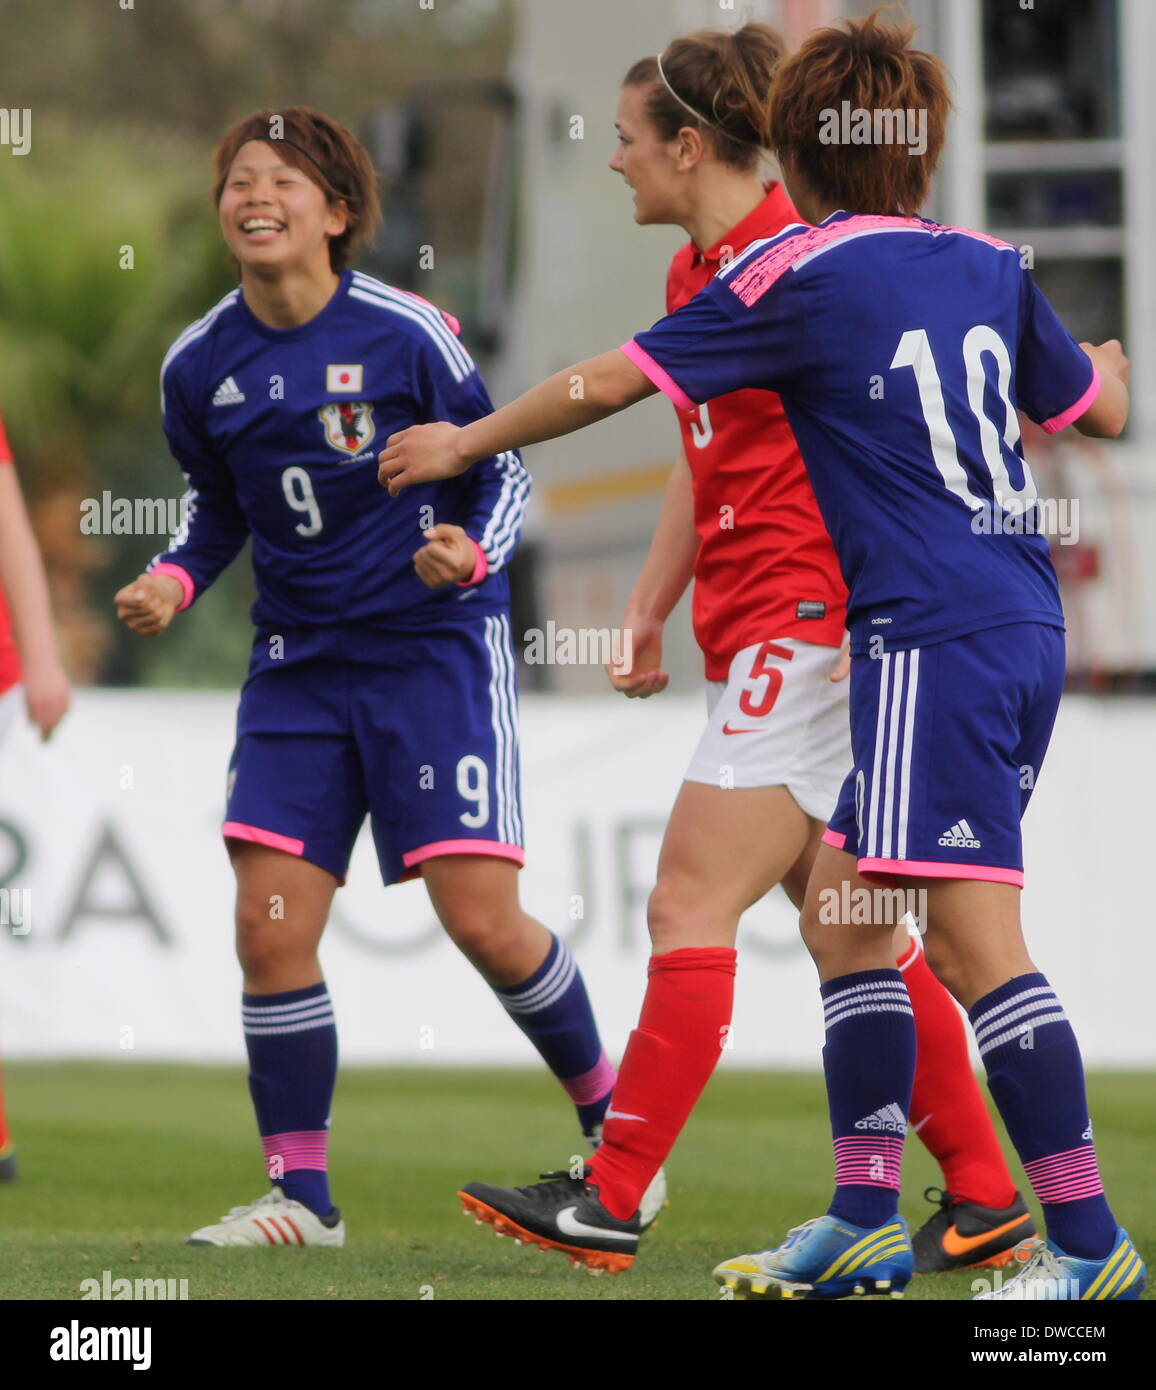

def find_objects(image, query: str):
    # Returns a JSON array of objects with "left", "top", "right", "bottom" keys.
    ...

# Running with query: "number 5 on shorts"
[{"left": 738, "top": 640, "right": 794, "bottom": 718}]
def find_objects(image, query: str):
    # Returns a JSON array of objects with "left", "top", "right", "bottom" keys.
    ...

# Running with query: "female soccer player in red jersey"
[
  {"left": 379, "top": 15, "right": 1140, "bottom": 1301},
  {"left": 116, "top": 107, "right": 659, "bottom": 1247},
  {"left": 0, "top": 409, "right": 73, "bottom": 1179}
]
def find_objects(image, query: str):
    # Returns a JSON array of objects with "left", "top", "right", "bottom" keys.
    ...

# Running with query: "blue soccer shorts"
[
  {"left": 222, "top": 615, "right": 524, "bottom": 884},
  {"left": 824, "top": 622, "right": 1066, "bottom": 886}
]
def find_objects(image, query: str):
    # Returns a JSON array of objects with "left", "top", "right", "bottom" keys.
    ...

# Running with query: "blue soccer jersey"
[
  {"left": 625, "top": 212, "right": 1098, "bottom": 655},
  {"left": 151, "top": 270, "right": 529, "bottom": 628}
]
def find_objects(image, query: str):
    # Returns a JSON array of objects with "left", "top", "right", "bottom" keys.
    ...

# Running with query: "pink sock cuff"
[
  {"left": 1024, "top": 1145, "right": 1104, "bottom": 1204},
  {"left": 561, "top": 1051, "right": 618, "bottom": 1107},
  {"left": 261, "top": 1130, "right": 330, "bottom": 1175},
  {"left": 834, "top": 1135, "right": 904, "bottom": 1189}
]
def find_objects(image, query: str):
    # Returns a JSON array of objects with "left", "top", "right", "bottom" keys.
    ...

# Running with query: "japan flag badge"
[{"left": 326, "top": 364, "right": 363, "bottom": 393}]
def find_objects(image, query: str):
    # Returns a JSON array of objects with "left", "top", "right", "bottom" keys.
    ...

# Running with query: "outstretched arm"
[{"left": 378, "top": 349, "right": 656, "bottom": 495}]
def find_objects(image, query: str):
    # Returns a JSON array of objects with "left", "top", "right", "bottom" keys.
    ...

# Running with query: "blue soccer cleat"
[
  {"left": 713, "top": 1213, "right": 914, "bottom": 1300},
  {"left": 972, "top": 1228, "right": 1145, "bottom": 1301}
]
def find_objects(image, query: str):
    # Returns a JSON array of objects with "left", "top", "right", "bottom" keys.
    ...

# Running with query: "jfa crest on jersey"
[{"left": 318, "top": 401, "right": 374, "bottom": 458}]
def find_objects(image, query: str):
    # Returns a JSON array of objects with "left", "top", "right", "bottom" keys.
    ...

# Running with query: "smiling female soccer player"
[
  {"left": 378, "top": 16, "right": 1141, "bottom": 1301},
  {"left": 115, "top": 107, "right": 651, "bottom": 1247}
]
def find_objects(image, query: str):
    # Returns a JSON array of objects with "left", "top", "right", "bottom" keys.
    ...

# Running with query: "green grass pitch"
[{"left": 1, "top": 1063, "right": 1151, "bottom": 1301}]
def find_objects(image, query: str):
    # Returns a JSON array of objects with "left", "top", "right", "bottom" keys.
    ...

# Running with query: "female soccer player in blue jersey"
[
  {"left": 379, "top": 16, "right": 1142, "bottom": 1301},
  {"left": 115, "top": 106, "right": 651, "bottom": 1247}
]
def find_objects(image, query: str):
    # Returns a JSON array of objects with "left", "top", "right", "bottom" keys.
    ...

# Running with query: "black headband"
[{"left": 266, "top": 135, "right": 348, "bottom": 200}]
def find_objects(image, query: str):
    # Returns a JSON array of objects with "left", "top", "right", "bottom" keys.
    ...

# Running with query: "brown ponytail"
[{"left": 623, "top": 23, "right": 786, "bottom": 171}]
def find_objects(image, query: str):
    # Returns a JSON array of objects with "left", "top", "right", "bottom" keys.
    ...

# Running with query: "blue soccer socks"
[
  {"left": 495, "top": 935, "right": 616, "bottom": 1135},
  {"left": 821, "top": 969, "right": 916, "bottom": 1229},
  {"left": 242, "top": 982, "right": 338, "bottom": 1218},
  {"left": 970, "top": 974, "right": 1116, "bottom": 1259}
]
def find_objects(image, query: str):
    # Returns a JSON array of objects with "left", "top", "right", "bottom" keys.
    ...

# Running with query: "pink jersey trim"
[
  {"left": 620, "top": 340, "right": 696, "bottom": 412},
  {"left": 858, "top": 856, "right": 1024, "bottom": 888},
  {"left": 402, "top": 838, "right": 526, "bottom": 869},
  {"left": 1041, "top": 368, "right": 1102, "bottom": 435},
  {"left": 150, "top": 562, "right": 195, "bottom": 613},
  {"left": 398, "top": 288, "right": 461, "bottom": 338},
  {"left": 821, "top": 827, "right": 848, "bottom": 850},
  {"left": 562, "top": 1051, "right": 617, "bottom": 1108},
  {"left": 456, "top": 537, "right": 489, "bottom": 587},
  {"left": 222, "top": 821, "right": 306, "bottom": 857},
  {"left": 727, "top": 215, "right": 1018, "bottom": 307}
]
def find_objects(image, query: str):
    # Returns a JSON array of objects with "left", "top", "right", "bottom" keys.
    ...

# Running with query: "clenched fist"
[
  {"left": 413, "top": 524, "right": 480, "bottom": 589},
  {"left": 114, "top": 572, "right": 184, "bottom": 637}
]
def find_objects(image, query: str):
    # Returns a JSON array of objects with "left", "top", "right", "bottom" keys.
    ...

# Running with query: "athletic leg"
[
  {"left": 800, "top": 842, "right": 916, "bottom": 1226},
  {"left": 589, "top": 780, "right": 812, "bottom": 1218},
  {"left": 232, "top": 842, "right": 340, "bottom": 1218},
  {"left": 787, "top": 811, "right": 1021, "bottom": 1221},
  {"left": 423, "top": 854, "right": 616, "bottom": 1136},
  {"left": 921, "top": 878, "right": 1117, "bottom": 1260}
]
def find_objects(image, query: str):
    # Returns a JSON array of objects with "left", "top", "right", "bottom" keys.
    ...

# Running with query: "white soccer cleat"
[
  {"left": 638, "top": 1166, "right": 668, "bottom": 1231},
  {"left": 185, "top": 1186, "right": 345, "bottom": 1247}
]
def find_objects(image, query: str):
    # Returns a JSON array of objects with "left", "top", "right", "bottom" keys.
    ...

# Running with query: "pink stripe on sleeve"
[
  {"left": 1041, "top": 368, "right": 1101, "bottom": 435},
  {"left": 620, "top": 340, "right": 697, "bottom": 412},
  {"left": 150, "top": 562, "right": 195, "bottom": 612}
]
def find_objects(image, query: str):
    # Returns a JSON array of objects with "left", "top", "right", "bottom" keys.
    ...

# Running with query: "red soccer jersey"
[
  {"left": 665, "top": 182, "right": 848, "bottom": 679},
  {"left": 0, "top": 413, "right": 22, "bottom": 695}
]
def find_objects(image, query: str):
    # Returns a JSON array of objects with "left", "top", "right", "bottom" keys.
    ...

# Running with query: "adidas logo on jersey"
[
  {"left": 212, "top": 376, "right": 245, "bottom": 406},
  {"left": 938, "top": 818, "right": 981, "bottom": 848},
  {"left": 853, "top": 1102, "right": 907, "bottom": 1134}
]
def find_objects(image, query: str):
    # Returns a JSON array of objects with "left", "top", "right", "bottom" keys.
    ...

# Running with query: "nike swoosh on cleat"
[
  {"left": 942, "top": 1214, "right": 1031, "bottom": 1258},
  {"left": 605, "top": 1109, "right": 647, "bottom": 1122},
  {"left": 555, "top": 1207, "right": 638, "bottom": 1243}
]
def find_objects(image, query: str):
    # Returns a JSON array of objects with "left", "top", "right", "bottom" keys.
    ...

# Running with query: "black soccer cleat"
[
  {"left": 459, "top": 1166, "right": 641, "bottom": 1274},
  {"left": 0, "top": 1148, "right": 16, "bottom": 1183},
  {"left": 913, "top": 1186, "right": 1036, "bottom": 1273}
]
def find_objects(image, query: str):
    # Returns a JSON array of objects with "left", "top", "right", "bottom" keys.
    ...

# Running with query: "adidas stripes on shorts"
[{"left": 823, "top": 622, "right": 1066, "bottom": 886}]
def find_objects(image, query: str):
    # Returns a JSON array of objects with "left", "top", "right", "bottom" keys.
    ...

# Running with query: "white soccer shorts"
[
  {"left": 0, "top": 684, "right": 20, "bottom": 744},
  {"left": 684, "top": 638, "right": 851, "bottom": 821}
]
